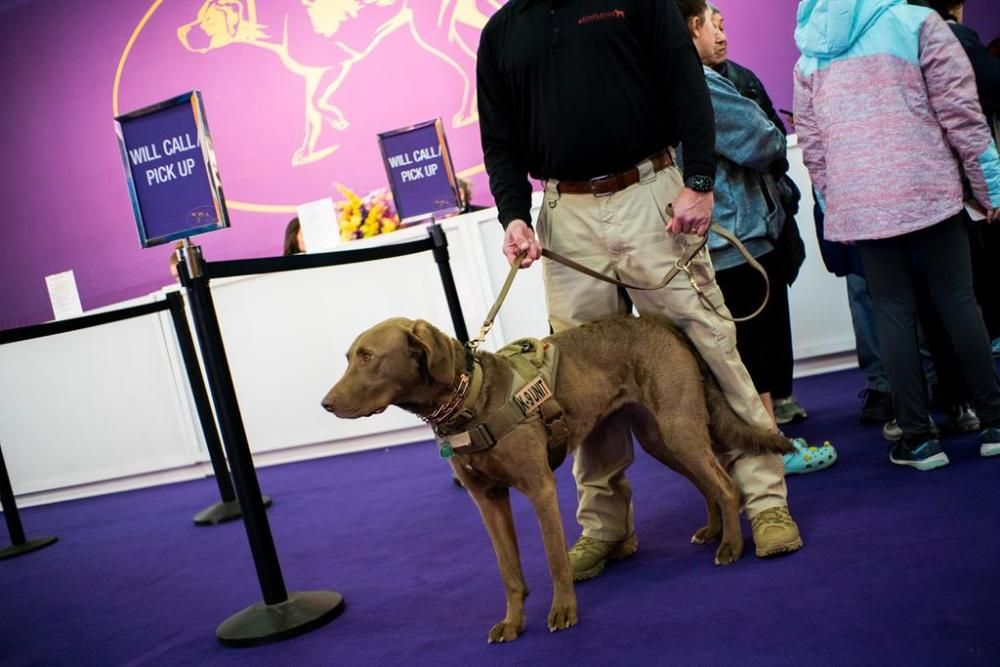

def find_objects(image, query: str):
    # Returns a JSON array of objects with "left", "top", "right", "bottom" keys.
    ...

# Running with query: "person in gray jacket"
[{"left": 676, "top": 0, "right": 836, "bottom": 474}]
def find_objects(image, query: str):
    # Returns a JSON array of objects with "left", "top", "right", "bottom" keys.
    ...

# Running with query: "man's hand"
[
  {"left": 987, "top": 207, "right": 999, "bottom": 224},
  {"left": 502, "top": 219, "right": 542, "bottom": 268},
  {"left": 667, "top": 188, "right": 714, "bottom": 236}
]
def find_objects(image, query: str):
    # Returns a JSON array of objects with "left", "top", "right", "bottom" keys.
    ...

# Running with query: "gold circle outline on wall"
[{"left": 113, "top": 0, "right": 485, "bottom": 215}]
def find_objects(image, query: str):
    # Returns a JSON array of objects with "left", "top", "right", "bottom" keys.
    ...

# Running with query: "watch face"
[{"left": 686, "top": 175, "right": 714, "bottom": 192}]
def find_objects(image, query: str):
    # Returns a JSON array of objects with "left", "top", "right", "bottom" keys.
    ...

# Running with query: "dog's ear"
[{"left": 408, "top": 320, "right": 456, "bottom": 386}]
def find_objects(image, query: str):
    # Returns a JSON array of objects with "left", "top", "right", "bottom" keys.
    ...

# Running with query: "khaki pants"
[{"left": 536, "top": 161, "right": 788, "bottom": 541}]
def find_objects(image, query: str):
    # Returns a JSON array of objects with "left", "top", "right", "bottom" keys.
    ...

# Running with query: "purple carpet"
[{"left": 2, "top": 366, "right": 999, "bottom": 666}]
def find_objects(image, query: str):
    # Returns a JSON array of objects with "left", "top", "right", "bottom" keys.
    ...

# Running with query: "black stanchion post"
[
  {"left": 427, "top": 224, "right": 470, "bottom": 344},
  {"left": 0, "top": 442, "right": 57, "bottom": 560},
  {"left": 164, "top": 291, "right": 271, "bottom": 526},
  {"left": 176, "top": 243, "right": 343, "bottom": 647}
]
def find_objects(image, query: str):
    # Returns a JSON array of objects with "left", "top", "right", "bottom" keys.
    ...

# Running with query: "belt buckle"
[{"left": 588, "top": 174, "right": 615, "bottom": 197}]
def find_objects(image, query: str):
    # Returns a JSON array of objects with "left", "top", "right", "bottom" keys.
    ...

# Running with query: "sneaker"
[
  {"left": 882, "top": 417, "right": 939, "bottom": 442},
  {"left": 750, "top": 506, "right": 803, "bottom": 557},
  {"left": 774, "top": 395, "right": 808, "bottom": 425},
  {"left": 858, "top": 388, "right": 893, "bottom": 424},
  {"left": 782, "top": 438, "right": 837, "bottom": 475},
  {"left": 943, "top": 404, "right": 980, "bottom": 433},
  {"left": 981, "top": 427, "right": 1000, "bottom": 458},
  {"left": 567, "top": 534, "right": 638, "bottom": 581},
  {"left": 889, "top": 439, "right": 949, "bottom": 471}
]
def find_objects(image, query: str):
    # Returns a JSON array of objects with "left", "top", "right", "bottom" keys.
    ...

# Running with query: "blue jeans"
[{"left": 847, "top": 274, "right": 890, "bottom": 393}]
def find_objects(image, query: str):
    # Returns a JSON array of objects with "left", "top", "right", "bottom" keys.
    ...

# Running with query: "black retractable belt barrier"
[
  {"left": 164, "top": 292, "right": 272, "bottom": 526},
  {"left": 173, "top": 223, "right": 470, "bottom": 647},
  {"left": 204, "top": 235, "right": 436, "bottom": 279},
  {"left": 177, "top": 244, "right": 344, "bottom": 648},
  {"left": 204, "top": 224, "right": 469, "bottom": 340},
  {"left": 0, "top": 300, "right": 168, "bottom": 345},
  {"left": 428, "top": 224, "right": 470, "bottom": 344},
  {"left": 0, "top": 442, "right": 57, "bottom": 560}
]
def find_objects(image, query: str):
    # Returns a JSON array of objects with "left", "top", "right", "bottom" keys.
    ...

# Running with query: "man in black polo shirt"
[{"left": 477, "top": 0, "right": 802, "bottom": 581}]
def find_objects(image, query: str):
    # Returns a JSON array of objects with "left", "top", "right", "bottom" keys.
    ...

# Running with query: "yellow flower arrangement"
[{"left": 335, "top": 184, "right": 401, "bottom": 241}]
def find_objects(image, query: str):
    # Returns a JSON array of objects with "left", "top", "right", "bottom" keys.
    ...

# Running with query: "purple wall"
[
  {"left": 0, "top": 0, "right": 500, "bottom": 329},
  {"left": 711, "top": 0, "right": 1000, "bottom": 116},
  {"left": 712, "top": 0, "right": 801, "bottom": 116},
  {"left": 1, "top": 0, "right": 997, "bottom": 330},
  {"left": 965, "top": 4, "right": 1000, "bottom": 49}
]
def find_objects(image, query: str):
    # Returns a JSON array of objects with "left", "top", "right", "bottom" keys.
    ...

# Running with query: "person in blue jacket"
[{"left": 677, "top": 0, "right": 837, "bottom": 474}]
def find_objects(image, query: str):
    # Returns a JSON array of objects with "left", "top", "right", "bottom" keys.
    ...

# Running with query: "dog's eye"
[{"left": 359, "top": 350, "right": 374, "bottom": 364}]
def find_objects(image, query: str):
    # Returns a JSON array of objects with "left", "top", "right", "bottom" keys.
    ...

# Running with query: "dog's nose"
[{"left": 321, "top": 395, "right": 337, "bottom": 413}]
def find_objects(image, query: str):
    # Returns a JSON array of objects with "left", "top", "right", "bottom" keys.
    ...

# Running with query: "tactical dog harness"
[
  {"left": 432, "top": 338, "right": 568, "bottom": 470},
  {"left": 428, "top": 223, "right": 766, "bottom": 470}
]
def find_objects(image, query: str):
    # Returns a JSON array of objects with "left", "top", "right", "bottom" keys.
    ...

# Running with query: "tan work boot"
[
  {"left": 750, "top": 506, "right": 803, "bottom": 557},
  {"left": 568, "top": 534, "right": 639, "bottom": 581}
]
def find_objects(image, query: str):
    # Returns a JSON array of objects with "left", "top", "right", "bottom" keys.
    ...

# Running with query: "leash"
[{"left": 466, "top": 223, "right": 770, "bottom": 353}]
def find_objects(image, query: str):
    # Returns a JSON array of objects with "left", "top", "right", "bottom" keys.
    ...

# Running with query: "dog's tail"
[{"left": 703, "top": 372, "right": 793, "bottom": 456}]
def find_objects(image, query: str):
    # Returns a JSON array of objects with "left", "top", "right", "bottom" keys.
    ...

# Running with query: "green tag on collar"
[{"left": 439, "top": 442, "right": 454, "bottom": 459}]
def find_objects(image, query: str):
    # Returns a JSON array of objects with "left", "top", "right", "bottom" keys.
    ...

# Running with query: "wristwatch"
[{"left": 684, "top": 175, "right": 715, "bottom": 193}]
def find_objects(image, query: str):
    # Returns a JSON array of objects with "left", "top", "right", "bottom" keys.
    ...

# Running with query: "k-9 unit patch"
[{"left": 513, "top": 376, "right": 553, "bottom": 415}]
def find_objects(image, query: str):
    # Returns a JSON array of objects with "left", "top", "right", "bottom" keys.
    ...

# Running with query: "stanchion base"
[
  {"left": 0, "top": 536, "right": 58, "bottom": 560},
  {"left": 194, "top": 496, "right": 272, "bottom": 526},
  {"left": 216, "top": 590, "right": 345, "bottom": 648}
]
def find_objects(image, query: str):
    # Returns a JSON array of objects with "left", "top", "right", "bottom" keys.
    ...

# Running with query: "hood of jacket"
[{"left": 795, "top": 0, "right": 903, "bottom": 58}]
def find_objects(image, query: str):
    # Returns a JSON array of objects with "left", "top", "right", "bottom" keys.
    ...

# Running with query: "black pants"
[
  {"left": 859, "top": 213, "right": 1000, "bottom": 441},
  {"left": 916, "top": 282, "right": 969, "bottom": 408},
  {"left": 715, "top": 250, "right": 794, "bottom": 397}
]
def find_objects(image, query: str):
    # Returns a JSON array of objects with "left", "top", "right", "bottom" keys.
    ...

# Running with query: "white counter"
[{"left": 0, "top": 141, "right": 855, "bottom": 507}]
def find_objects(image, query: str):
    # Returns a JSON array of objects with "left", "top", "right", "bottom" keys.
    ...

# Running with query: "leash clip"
[{"left": 673, "top": 255, "right": 713, "bottom": 309}]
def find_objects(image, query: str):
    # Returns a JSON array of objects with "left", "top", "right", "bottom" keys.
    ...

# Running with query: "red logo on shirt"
[{"left": 578, "top": 9, "right": 626, "bottom": 25}]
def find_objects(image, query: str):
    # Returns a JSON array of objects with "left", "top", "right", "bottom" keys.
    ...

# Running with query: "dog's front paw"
[
  {"left": 691, "top": 524, "right": 720, "bottom": 545},
  {"left": 547, "top": 601, "right": 578, "bottom": 633},
  {"left": 714, "top": 537, "right": 743, "bottom": 566},
  {"left": 487, "top": 619, "right": 522, "bottom": 644}
]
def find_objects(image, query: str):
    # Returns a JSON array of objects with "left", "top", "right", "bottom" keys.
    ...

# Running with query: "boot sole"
[
  {"left": 981, "top": 443, "right": 1000, "bottom": 457},
  {"left": 755, "top": 536, "right": 803, "bottom": 558}
]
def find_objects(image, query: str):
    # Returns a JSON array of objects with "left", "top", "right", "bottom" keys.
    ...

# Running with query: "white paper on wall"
[
  {"left": 297, "top": 197, "right": 340, "bottom": 252},
  {"left": 45, "top": 270, "right": 84, "bottom": 320}
]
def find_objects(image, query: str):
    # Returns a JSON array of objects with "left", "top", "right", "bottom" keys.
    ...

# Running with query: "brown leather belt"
[{"left": 554, "top": 150, "right": 675, "bottom": 196}]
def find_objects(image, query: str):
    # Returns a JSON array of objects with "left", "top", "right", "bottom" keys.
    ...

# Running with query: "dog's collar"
[
  {"left": 420, "top": 358, "right": 484, "bottom": 427},
  {"left": 433, "top": 339, "right": 567, "bottom": 468}
]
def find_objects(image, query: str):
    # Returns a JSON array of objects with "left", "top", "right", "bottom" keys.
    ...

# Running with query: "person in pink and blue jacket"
[{"left": 793, "top": 0, "right": 1000, "bottom": 471}]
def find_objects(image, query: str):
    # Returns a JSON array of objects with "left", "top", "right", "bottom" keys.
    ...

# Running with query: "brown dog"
[{"left": 322, "top": 316, "right": 791, "bottom": 643}]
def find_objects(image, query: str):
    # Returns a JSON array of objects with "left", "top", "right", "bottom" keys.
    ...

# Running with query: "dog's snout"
[{"left": 321, "top": 394, "right": 338, "bottom": 413}]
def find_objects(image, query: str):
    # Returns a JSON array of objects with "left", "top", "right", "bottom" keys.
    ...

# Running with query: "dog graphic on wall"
[{"left": 178, "top": 0, "right": 500, "bottom": 166}]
